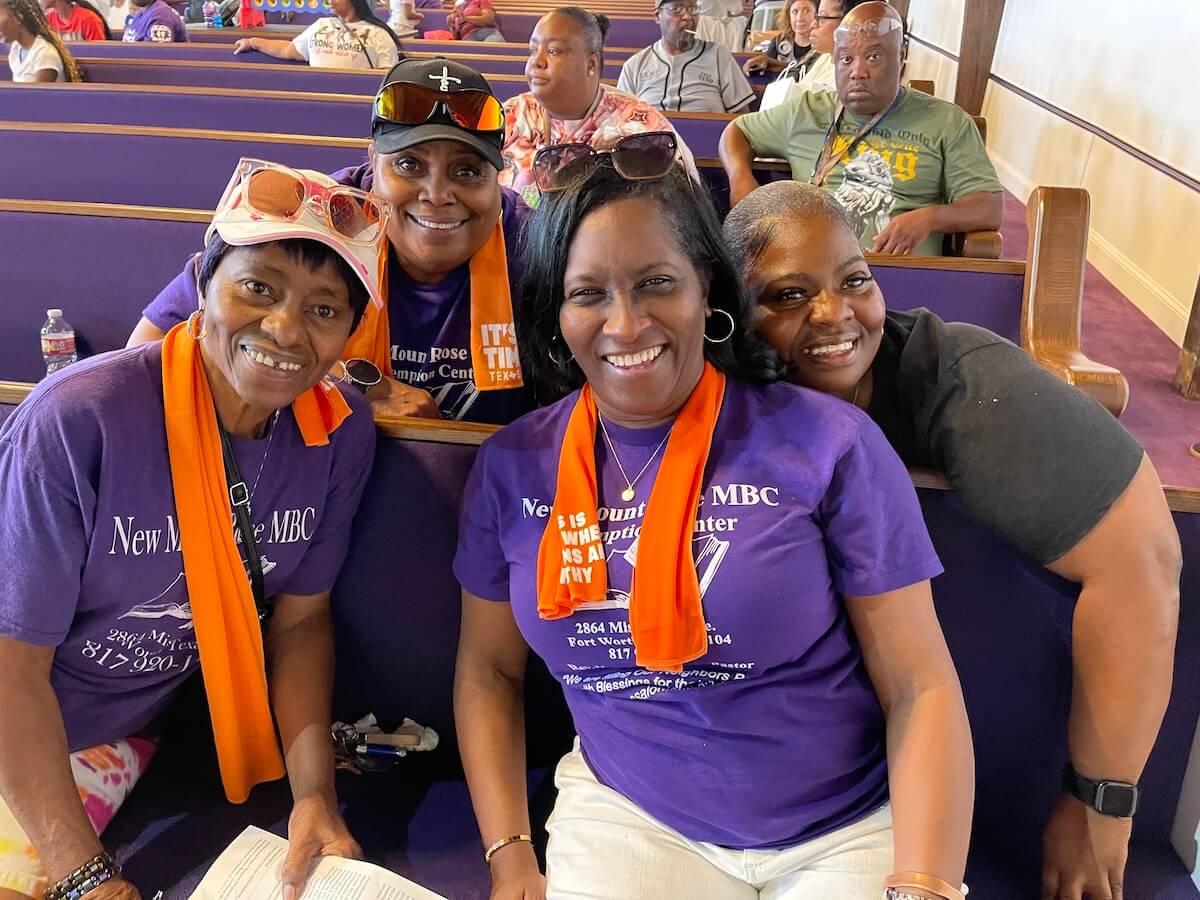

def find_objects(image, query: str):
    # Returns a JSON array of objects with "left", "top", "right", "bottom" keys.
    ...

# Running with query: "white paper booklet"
[{"left": 189, "top": 826, "right": 448, "bottom": 900}]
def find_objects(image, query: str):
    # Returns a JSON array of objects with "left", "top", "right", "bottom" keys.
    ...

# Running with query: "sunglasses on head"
[
  {"left": 531, "top": 131, "right": 679, "bottom": 194},
  {"left": 229, "top": 159, "right": 390, "bottom": 245},
  {"left": 374, "top": 81, "right": 505, "bottom": 133}
]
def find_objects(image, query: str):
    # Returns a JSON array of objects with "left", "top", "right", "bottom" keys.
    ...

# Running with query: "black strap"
[{"left": 217, "top": 423, "right": 270, "bottom": 628}]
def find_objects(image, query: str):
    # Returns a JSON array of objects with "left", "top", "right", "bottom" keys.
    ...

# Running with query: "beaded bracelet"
[{"left": 43, "top": 851, "right": 120, "bottom": 900}]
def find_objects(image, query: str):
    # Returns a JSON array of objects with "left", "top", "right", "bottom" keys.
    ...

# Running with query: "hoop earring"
[
  {"left": 324, "top": 360, "right": 349, "bottom": 384},
  {"left": 186, "top": 310, "right": 207, "bottom": 341},
  {"left": 704, "top": 308, "right": 736, "bottom": 344},
  {"left": 548, "top": 349, "right": 575, "bottom": 368}
]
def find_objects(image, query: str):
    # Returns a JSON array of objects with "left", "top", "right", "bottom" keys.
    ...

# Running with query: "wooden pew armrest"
[
  {"left": 1022, "top": 186, "right": 1129, "bottom": 418},
  {"left": 1028, "top": 348, "right": 1130, "bottom": 418},
  {"left": 945, "top": 229, "right": 1002, "bottom": 259}
]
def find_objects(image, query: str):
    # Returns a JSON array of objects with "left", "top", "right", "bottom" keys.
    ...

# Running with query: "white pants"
[{"left": 545, "top": 744, "right": 894, "bottom": 899}]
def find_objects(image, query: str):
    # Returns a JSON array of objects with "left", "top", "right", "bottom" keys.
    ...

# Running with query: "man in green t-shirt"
[{"left": 719, "top": 0, "right": 1002, "bottom": 255}]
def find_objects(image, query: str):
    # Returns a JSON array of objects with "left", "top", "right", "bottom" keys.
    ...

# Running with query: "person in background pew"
[
  {"left": 41, "top": 0, "right": 110, "bottom": 40},
  {"left": 130, "top": 59, "right": 535, "bottom": 425},
  {"left": 0, "top": 160, "right": 383, "bottom": 900},
  {"left": 742, "top": 0, "right": 815, "bottom": 78},
  {"left": 501, "top": 6, "right": 697, "bottom": 208},
  {"left": 233, "top": 0, "right": 401, "bottom": 69},
  {"left": 617, "top": 0, "right": 754, "bottom": 114},
  {"left": 720, "top": 1, "right": 1002, "bottom": 255},
  {"left": 121, "top": 0, "right": 185, "bottom": 42},
  {"left": 0, "top": 0, "right": 82, "bottom": 80},
  {"left": 454, "top": 160, "right": 973, "bottom": 900},
  {"left": 724, "top": 181, "right": 1182, "bottom": 900},
  {"left": 447, "top": 0, "right": 504, "bottom": 43}
]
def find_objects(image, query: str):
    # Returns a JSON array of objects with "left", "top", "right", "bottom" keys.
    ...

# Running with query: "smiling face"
[
  {"left": 198, "top": 243, "right": 357, "bottom": 432},
  {"left": 744, "top": 214, "right": 884, "bottom": 400},
  {"left": 371, "top": 140, "right": 501, "bottom": 284},
  {"left": 526, "top": 12, "right": 600, "bottom": 119},
  {"left": 559, "top": 196, "right": 711, "bottom": 428}
]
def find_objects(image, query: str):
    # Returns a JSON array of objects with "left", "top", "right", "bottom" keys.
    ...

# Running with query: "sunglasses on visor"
[
  {"left": 374, "top": 82, "right": 505, "bottom": 133},
  {"left": 228, "top": 158, "right": 390, "bottom": 245},
  {"left": 531, "top": 131, "right": 679, "bottom": 194}
]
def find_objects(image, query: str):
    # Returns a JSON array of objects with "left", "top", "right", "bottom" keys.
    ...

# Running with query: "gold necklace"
[{"left": 597, "top": 416, "right": 672, "bottom": 503}]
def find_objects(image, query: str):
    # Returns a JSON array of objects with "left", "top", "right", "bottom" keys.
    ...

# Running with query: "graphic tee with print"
[
  {"left": 122, "top": 0, "right": 188, "bottom": 42},
  {"left": 141, "top": 169, "right": 534, "bottom": 425},
  {"left": 735, "top": 87, "right": 1001, "bottom": 254},
  {"left": 0, "top": 343, "right": 375, "bottom": 752},
  {"left": 454, "top": 378, "right": 943, "bottom": 850},
  {"left": 7, "top": 36, "right": 65, "bottom": 81},
  {"left": 290, "top": 17, "right": 399, "bottom": 70}
]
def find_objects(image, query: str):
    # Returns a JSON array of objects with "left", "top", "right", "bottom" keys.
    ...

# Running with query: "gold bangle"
[
  {"left": 484, "top": 834, "right": 533, "bottom": 864},
  {"left": 884, "top": 872, "right": 967, "bottom": 900}
]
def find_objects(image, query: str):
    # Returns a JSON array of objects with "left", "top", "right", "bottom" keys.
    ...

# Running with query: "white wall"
[{"left": 903, "top": 0, "right": 1200, "bottom": 346}]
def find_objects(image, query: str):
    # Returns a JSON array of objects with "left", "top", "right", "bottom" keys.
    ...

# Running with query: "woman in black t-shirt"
[
  {"left": 725, "top": 179, "right": 1182, "bottom": 900},
  {"left": 742, "top": 0, "right": 816, "bottom": 77}
]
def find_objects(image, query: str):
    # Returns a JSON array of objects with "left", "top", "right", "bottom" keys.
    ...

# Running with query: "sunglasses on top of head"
[
  {"left": 374, "top": 82, "right": 505, "bottom": 134},
  {"left": 531, "top": 131, "right": 679, "bottom": 194}
]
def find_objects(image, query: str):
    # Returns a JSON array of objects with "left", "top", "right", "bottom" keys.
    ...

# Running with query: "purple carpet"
[{"left": 1000, "top": 192, "right": 1198, "bottom": 490}]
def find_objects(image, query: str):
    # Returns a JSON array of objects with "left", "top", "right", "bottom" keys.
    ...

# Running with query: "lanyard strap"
[
  {"left": 809, "top": 88, "right": 904, "bottom": 186},
  {"left": 218, "top": 423, "right": 270, "bottom": 628}
]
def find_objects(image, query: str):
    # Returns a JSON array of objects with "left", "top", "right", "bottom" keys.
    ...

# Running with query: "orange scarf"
[
  {"left": 536, "top": 364, "right": 726, "bottom": 673},
  {"left": 160, "top": 323, "right": 352, "bottom": 803},
  {"left": 341, "top": 218, "right": 523, "bottom": 391}
]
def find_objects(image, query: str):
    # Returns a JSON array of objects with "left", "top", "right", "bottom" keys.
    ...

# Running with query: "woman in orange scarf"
[
  {"left": 129, "top": 58, "right": 535, "bottom": 427},
  {"left": 452, "top": 162, "right": 973, "bottom": 899},
  {"left": 0, "top": 161, "right": 384, "bottom": 900}
]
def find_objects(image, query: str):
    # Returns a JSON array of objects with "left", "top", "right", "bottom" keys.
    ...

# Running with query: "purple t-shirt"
[
  {"left": 0, "top": 343, "right": 374, "bottom": 752},
  {"left": 122, "top": 0, "right": 188, "bottom": 42},
  {"left": 454, "top": 378, "right": 943, "bottom": 850},
  {"left": 141, "top": 165, "right": 533, "bottom": 425}
]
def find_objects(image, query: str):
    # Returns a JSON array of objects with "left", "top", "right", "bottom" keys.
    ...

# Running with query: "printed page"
[{"left": 189, "top": 826, "right": 448, "bottom": 900}]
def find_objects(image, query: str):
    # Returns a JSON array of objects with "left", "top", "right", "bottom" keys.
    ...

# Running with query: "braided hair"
[
  {"left": 1, "top": 0, "right": 83, "bottom": 80},
  {"left": 346, "top": 0, "right": 405, "bottom": 63}
]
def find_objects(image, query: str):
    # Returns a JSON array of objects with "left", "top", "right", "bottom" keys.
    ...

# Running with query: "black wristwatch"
[
  {"left": 345, "top": 358, "right": 383, "bottom": 395},
  {"left": 1063, "top": 763, "right": 1140, "bottom": 817}
]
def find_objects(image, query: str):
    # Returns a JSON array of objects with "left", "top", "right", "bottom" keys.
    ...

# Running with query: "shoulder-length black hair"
[{"left": 516, "top": 163, "right": 783, "bottom": 397}]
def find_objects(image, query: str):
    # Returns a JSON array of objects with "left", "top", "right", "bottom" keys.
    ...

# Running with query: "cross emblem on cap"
[{"left": 428, "top": 65, "right": 462, "bottom": 93}]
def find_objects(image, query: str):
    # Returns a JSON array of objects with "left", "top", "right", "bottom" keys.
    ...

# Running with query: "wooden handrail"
[
  {"left": 1021, "top": 186, "right": 1129, "bottom": 417},
  {"left": 0, "top": 198, "right": 210, "bottom": 222},
  {"left": 2, "top": 380, "right": 1194, "bottom": 509}
]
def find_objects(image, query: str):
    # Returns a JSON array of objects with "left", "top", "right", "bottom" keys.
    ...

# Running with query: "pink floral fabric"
[{"left": 500, "top": 85, "right": 697, "bottom": 207}]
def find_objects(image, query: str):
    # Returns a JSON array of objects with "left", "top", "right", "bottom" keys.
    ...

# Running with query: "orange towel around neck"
[
  {"left": 341, "top": 218, "right": 523, "bottom": 391},
  {"left": 536, "top": 363, "right": 727, "bottom": 672},
  {"left": 160, "top": 322, "right": 351, "bottom": 802}
]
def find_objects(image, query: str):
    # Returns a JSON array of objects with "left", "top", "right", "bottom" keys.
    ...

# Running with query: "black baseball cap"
[{"left": 371, "top": 58, "right": 505, "bottom": 172}]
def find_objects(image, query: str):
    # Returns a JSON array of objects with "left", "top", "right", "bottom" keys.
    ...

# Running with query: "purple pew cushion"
[
  {"left": 0, "top": 130, "right": 367, "bottom": 208},
  {"left": 873, "top": 265, "right": 1023, "bottom": 343},
  {"left": 0, "top": 83, "right": 368, "bottom": 136},
  {"left": 0, "top": 210, "right": 206, "bottom": 382}
]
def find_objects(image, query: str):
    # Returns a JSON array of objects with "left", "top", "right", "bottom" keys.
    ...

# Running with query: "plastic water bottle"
[
  {"left": 202, "top": 0, "right": 215, "bottom": 26},
  {"left": 41, "top": 309, "right": 77, "bottom": 377}
]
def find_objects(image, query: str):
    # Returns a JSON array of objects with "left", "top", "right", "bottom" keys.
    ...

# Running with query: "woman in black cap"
[{"left": 130, "top": 58, "right": 535, "bottom": 426}]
